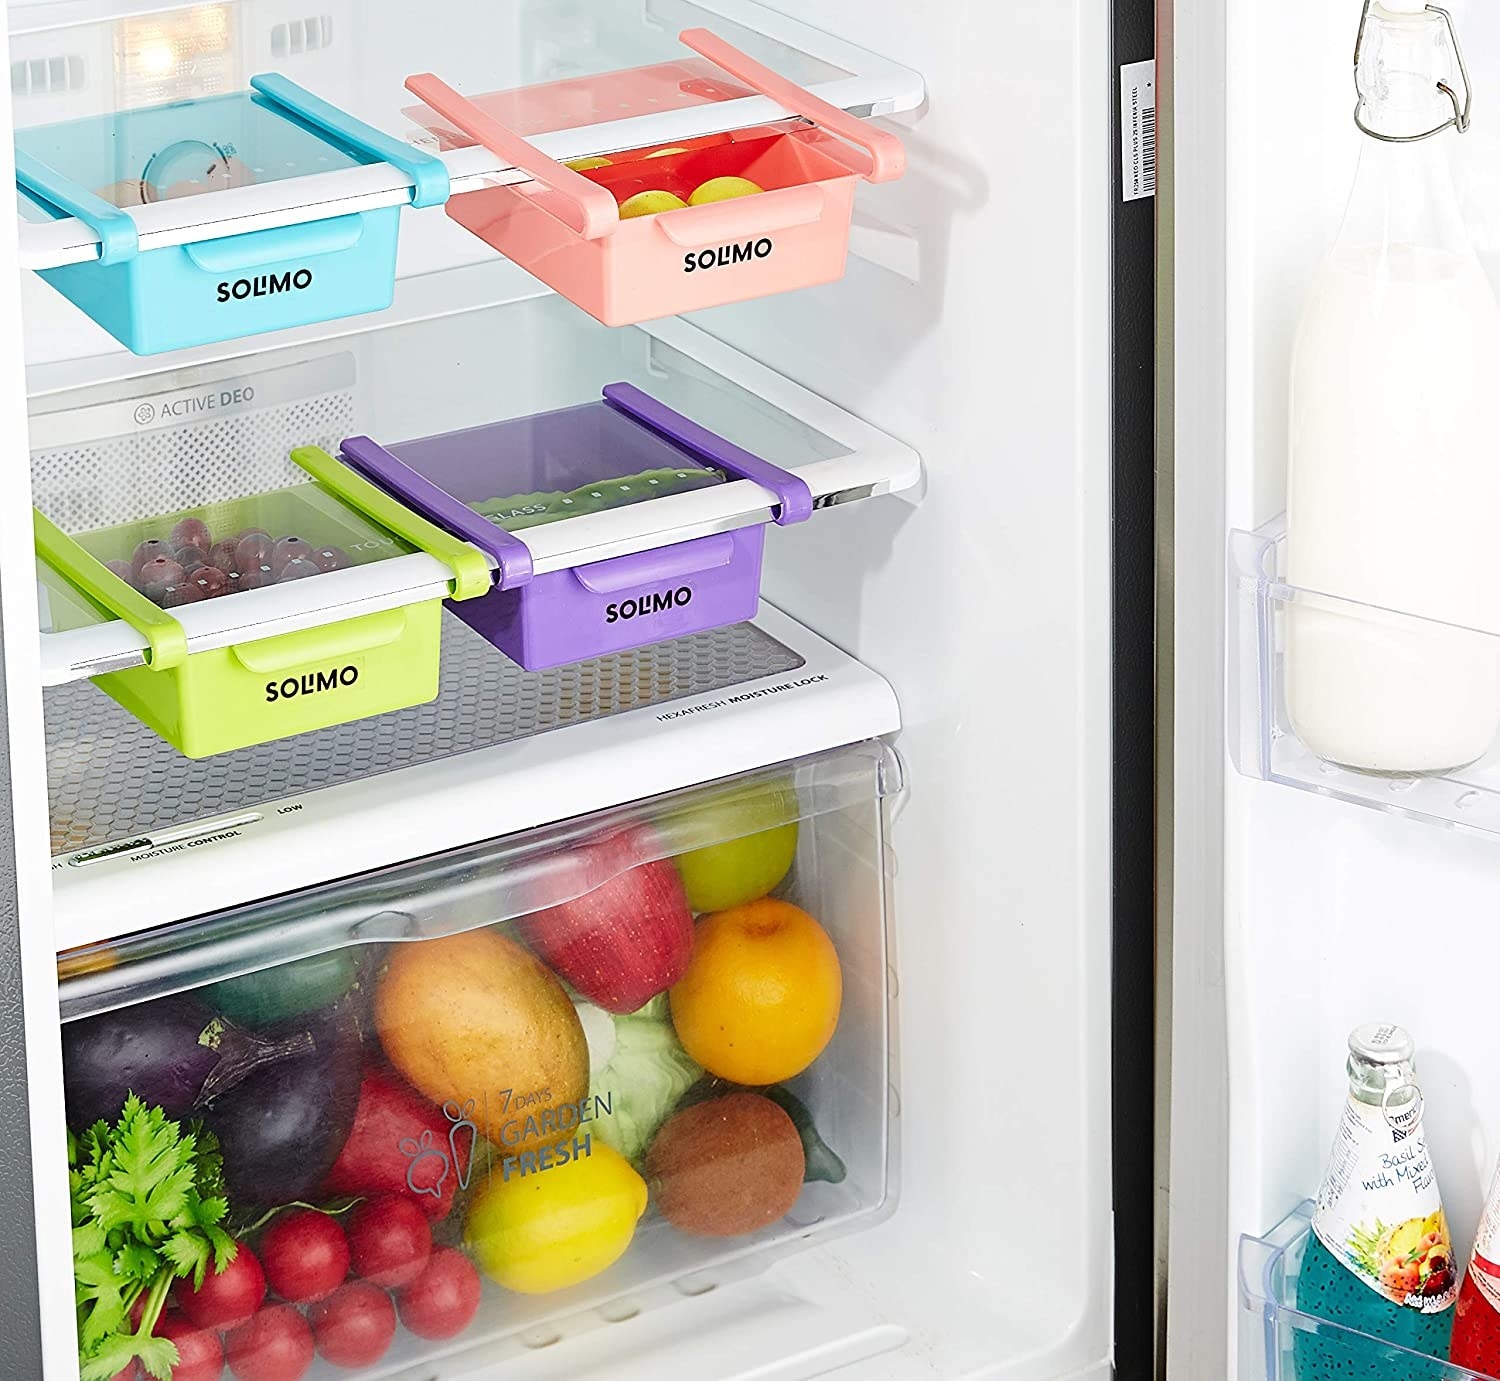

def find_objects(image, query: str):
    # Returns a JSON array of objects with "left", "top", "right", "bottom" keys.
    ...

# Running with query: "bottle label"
[
  {"left": 1468, "top": 1168, "right": 1500, "bottom": 1315},
  {"left": 1311, "top": 1093, "right": 1457, "bottom": 1312}
]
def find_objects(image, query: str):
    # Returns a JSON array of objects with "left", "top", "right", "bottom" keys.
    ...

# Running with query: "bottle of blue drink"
[{"left": 1293, "top": 1025, "right": 1455, "bottom": 1378}]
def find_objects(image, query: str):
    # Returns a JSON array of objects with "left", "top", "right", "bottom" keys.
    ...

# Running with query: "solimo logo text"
[
  {"left": 683, "top": 237, "right": 773, "bottom": 273},
  {"left": 265, "top": 665, "right": 359, "bottom": 703},
  {"left": 217, "top": 268, "right": 313, "bottom": 302},
  {"left": 605, "top": 586, "right": 694, "bottom": 624}
]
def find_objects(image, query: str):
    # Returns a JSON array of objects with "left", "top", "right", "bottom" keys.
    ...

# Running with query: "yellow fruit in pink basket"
[
  {"left": 620, "top": 190, "right": 688, "bottom": 219},
  {"left": 688, "top": 177, "right": 763, "bottom": 206},
  {"left": 564, "top": 156, "right": 613, "bottom": 171},
  {"left": 645, "top": 147, "right": 690, "bottom": 159}
]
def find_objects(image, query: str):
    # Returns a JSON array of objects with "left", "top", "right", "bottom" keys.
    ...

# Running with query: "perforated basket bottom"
[{"left": 46, "top": 616, "right": 804, "bottom": 855}]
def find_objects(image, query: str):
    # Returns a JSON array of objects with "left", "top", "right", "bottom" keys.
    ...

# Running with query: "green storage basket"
[{"left": 36, "top": 445, "right": 490, "bottom": 758}]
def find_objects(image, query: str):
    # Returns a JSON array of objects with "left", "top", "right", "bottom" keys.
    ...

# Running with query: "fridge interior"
[
  {"left": 1171, "top": 0, "right": 1500, "bottom": 1374},
  {"left": 2, "top": 1, "right": 1117, "bottom": 1378}
]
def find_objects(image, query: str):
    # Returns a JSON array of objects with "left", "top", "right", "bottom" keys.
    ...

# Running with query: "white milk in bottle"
[{"left": 1286, "top": 1, "right": 1500, "bottom": 773}]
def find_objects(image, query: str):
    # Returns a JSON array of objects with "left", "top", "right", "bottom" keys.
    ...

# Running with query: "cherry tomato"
[
  {"left": 175, "top": 1246, "right": 266, "bottom": 1331},
  {"left": 347, "top": 1196, "right": 432, "bottom": 1290},
  {"left": 309, "top": 1282, "right": 396, "bottom": 1369},
  {"left": 108, "top": 1364, "right": 139, "bottom": 1381},
  {"left": 225, "top": 1306, "right": 314, "bottom": 1381},
  {"left": 260, "top": 1210, "right": 350, "bottom": 1304},
  {"left": 396, "top": 1249, "right": 481, "bottom": 1341},
  {"left": 153, "top": 1310, "right": 225, "bottom": 1381}
]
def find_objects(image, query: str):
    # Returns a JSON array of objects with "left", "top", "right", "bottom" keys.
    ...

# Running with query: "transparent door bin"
[
  {"left": 402, "top": 27, "right": 904, "bottom": 327},
  {"left": 35, "top": 447, "right": 489, "bottom": 759},
  {"left": 1232, "top": 519, "right": 1500, "bottom": 839},
  {"left": 1240, "top": 1202, "right": 1485, "bottom": 1380},
  {"left": 339, "top": 382, "right": 812, "bottom": 670},
  {"left": 14, "top": 75, "right": 448, "bottom": 354},
  {"left": 58, "top": 741, "right": 900, "bottom": 1380}
]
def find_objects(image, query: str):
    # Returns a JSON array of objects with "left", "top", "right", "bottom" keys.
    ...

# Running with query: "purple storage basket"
[{"left": 339, "top": 383, "right": 813, "bottom": 670}]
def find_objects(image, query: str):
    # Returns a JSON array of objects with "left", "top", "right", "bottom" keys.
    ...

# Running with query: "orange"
[{"left": 669, "top": 899, "right": 842, "bottom": 1084}]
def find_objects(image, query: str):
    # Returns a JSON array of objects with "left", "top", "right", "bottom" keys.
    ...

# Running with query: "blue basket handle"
[
  {"left": 250, "top": 73, "right": 450, "bottom": 209},
  {"left": 14, "top": 150, "right": 139, "bottom": 266}
]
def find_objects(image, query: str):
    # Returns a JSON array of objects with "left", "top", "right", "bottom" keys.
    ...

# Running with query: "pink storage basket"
[{"left": 405, "top": 28, "right": 904, "bottom": 327}]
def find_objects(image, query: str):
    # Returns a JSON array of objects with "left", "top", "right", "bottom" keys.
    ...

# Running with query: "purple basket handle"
[
  {"left": 338, "top": 434, "right": 535, "bottom": 590},
  {"left": 602, "top": 382, "right": 813, "bottom": 526}
]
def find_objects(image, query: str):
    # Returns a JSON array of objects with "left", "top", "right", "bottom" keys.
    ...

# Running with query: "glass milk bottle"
[
  {"left": 1293, "top": 1025, "right": 1456, "bottom": 1378},
  {"left": 1285, "top": 0, "right": 1500, "bottom": 774}
]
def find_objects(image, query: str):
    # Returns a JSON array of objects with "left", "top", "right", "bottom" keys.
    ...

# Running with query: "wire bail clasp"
[{"left": 1354, "top": 0, "right": 1473, "bottom": 143}]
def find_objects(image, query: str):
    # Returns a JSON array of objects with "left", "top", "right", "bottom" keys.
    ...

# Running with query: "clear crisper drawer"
[
  {"left": 57, "top": 741, "right": 900, "bottom": 1381},
  {"left": 1231, "top": 520, "right": 1500, "bottom": 841},
  {"left": 1240, "top": 1203, "right": 1483, "bottom": 1381}
]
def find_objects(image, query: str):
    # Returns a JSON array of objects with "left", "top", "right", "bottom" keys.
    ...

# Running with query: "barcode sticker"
[{"left": 1120, "top": 59, "right": 1157, "bottom": 202}]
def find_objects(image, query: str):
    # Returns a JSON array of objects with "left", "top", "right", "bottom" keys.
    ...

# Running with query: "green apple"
[{"left": 671, "top": 779, "right": 799, "bottom": 913}]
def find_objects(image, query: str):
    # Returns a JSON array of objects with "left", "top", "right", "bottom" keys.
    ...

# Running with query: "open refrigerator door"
[{"left": 1169, "top": 0, "right": 1500, "bottom": 1376}]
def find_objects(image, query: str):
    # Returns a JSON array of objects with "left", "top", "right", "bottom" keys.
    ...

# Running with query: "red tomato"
[
  {"left": 224, "top": 1306, "right": 315, "bottom": 1381},
  {"left": 309, "top": 1282, "right": 397, "bottom": 1368},
  {"left": 347, "top": 1196, "right": 432, "bottom": 1290},
  {"left": 153, "top": 1310, "right": 225, "bottom": 1381},
  {"left": 109, "top": 1364, "right": 139, "bottom": 1381},
  {"left": 175, "top": 1245, "right": 267, "bottom": 1330},
  {"left": 259, "top": 1210, "right": 350, "bottom": 1303},
  {"left": 396, "top": 1248, "right": 482, "bottom": 1341}
]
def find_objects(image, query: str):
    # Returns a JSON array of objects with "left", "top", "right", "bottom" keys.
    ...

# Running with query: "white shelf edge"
[{"left": 49, "top": 601, "right": 902, "bottom": 950}]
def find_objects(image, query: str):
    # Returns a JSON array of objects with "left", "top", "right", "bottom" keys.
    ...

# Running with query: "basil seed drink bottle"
[
  {"left": 1449, "top": 1167, "right": 1500, "bottom": 1374},
  {"left": 1293, "top": 1025, "right": 1455, "bottom": 1377},
  {"left": 1285, "top": 0, "right": 1500, "bottom": 773}
]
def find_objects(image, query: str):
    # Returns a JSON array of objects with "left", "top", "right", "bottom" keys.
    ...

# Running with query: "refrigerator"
[
  {"left": 0, "top": 1, "right": 1148, "bottom": 1379},
  {"left": 1169, "top": 0, "right": 1500, "bottom": 1376}
]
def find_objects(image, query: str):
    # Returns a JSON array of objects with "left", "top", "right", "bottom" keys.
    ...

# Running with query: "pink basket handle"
[
  {"left": 404, "top": 72, "right": 620, "bottom": 239},
  {"left": 679, "top": 27, "right": 905, "bottom": 184}
]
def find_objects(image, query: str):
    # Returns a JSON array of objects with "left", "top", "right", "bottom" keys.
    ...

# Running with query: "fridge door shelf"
[
  {"left": 55, "top": 740, "right": 898, "bottom": 1380},
  {"left": 1240, "top": 1201, "right": 1486, "bottom": 1380},
  {"left": 36, "top": 445, "right": 489, "bottom": 758},
  {"left": 1232, "top": 518, "right": 1500, "bottom": 841},
  {"left": 340, "top": 381, "right": 822, "bottom": 670},
  {"left": 15, "top": 75, "right": 451, "bottom": 354},
  {"left": 403, "top": 27, "right": 904, "bottom": 326},
  {"left": 13, "top": 2, "right": 923, "bottom": 289}
]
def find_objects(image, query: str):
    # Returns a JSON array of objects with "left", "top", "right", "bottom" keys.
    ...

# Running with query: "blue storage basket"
[{"left": 15, "top": 75, "right": 449, "bottom": 355}]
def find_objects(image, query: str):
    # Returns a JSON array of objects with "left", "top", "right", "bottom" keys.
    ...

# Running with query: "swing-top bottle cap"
[
  {"left": 1373, "top": 0, "right": 1429, "bottom": 15},
  {"left": 1348, "top": 1023, "right": 1416, "bottom": 1066}
]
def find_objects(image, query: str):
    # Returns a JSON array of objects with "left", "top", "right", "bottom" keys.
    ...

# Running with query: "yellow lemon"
[
  {"left": 645, "top": 147, "right": 690, "bottom": 158},
  {"left": 465, "top": 1140, "right": 648, "bottom": 1294},
  {"left": 619, "top": 190, "right": 687, "bottom": 219},
  {"left": 564, "top": 156, "right": 613, "bottom": 171},
  {"left": 688, "top": 176, "right": 764, "bottom": 205}
]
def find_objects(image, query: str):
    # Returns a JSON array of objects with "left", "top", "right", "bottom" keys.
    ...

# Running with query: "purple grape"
[
  {"left": 272, "top": 536, "right": 315, "bottom": 575},
  {"left": 233, "top": 563, "right": 276, "bottom": 591},
  {"left": 207, "top": 540, "right": 241, "bottom": 573},
  {"left": 174, "top": 543, "right": 210, "bottom": 570},
  {"left": 137, "top": 555, "right": 186, "bottom": 589},
  {"left": 103, "top": 559, "right": 137, "bottom": 588},
  {"left": 131, "top": 538, "right": 174, "bottom": 577},
  {"left": 309, "top": 546, "right": 351, "bottom": 573},
  {"left": 276, "top": 557, "right": 322, "bottom": 582},
  {"left": 156, "top": 581, "right": 207, "bottom": 608},
  {"left": 187, "top": 566, "right": 231, "bottom": 599},
  {"left": 235, "top": 526, "right": 272, "bottom": 546},
  {"left": 170, "top": 517, "right": 212, "bottom": 552},
  {"left": 235, "top": 533, "right": 274, "bottom": 572}
]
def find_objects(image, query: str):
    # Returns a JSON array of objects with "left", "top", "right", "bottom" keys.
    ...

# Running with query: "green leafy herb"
[{"left": 70, "top": 1094, "right": 238, "bottom": 1381}]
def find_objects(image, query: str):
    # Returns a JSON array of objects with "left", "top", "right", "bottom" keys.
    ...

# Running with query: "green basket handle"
[
  {"left": 34, "top": 510, "right": 189, "bottom": 672},
  {"left": 290, "top": 446, "right": 492, "bottom": 602}
]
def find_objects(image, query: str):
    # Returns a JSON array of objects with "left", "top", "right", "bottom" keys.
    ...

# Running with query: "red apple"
[
  {"left": 516, "top": 827, "right": 694, "bottom": 1013},
  {"left": 322, "top": 1066, "right": 457, "bottom": 1220}
]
